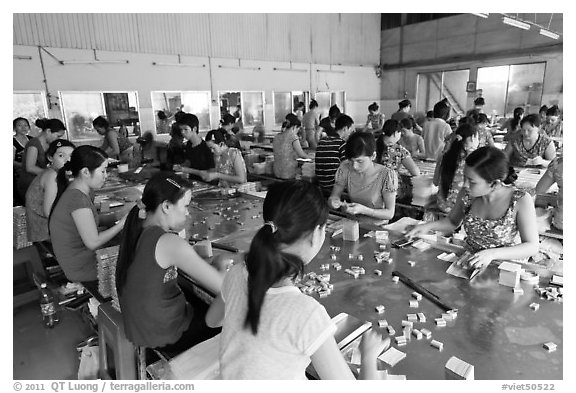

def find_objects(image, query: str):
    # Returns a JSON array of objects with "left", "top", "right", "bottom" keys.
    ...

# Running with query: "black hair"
[
  {"left": 426, "top": 110, "right": 434, "bottom": 118},
  {"left": 157, "top": 110, "right": 167, "bottom": 120},
  {"left": 174, "top": 110, "right": 187, "bottom": 123},
  {"left": 539, "top": 105, "right": 548, "bottom": 114},
  {"left": 13, "top": 117, "right": 30, "bottom": 130},
  {"left": 474, "top": 97, "right": 485, "bottom": 106},
  {"left": 244, "top": 180, "right": 328, "bottom": 334},
  {"left": 368, "top": 102, "right": 379, "bottom": 112},
  {"left": 375, "top": 120, "right": 400, "bottom": 162},
  {"left": 309, "top": 99, "right": 318, "bottom": 110},
  {"left": 381, "top": 119, "right": 400, "bottom": 137},
  {"left": 92, "top": 116, "right": 109, "bottom": 130},
  {"left": 46, "top": 139, "right": 76, "bottom": 162},
  {"left": 510, "top": 107, "right": 525, "bottom": 131},
  {"left": 35, "top": 118, "right": 66, "bottom": 133},
  {"left": 296, "top": 102, "right": 305, "bottom": 109},
  {"left": 205, "top": 129, "right": 227, "bottom": 144},
  {"left": 170, "top": 122, "right": 184, "bottom": 139},
  {"left": 546, "top": 105, "right": 560, "bottom": 117},
  {"left": 398, "top": 99, "right": 411, "bottom": 109},
  {"left": 399, "top": 118, "right": 413, "bottom": 130},
  {"left": 116, "top": 172, "right": 191, "bottom": 296},
  {"left": 466, "top": 146, "right": 517, "bottom": 185},
  {"left": 520, "top": 114, "right": 540, "bottom": 128},
  {"left": 49, "top": 145, "right": 108, "bottom": 222},
  {"left": 438, "top": 123, "right": 478, "bottom": 199},
  {"left": 177, "top": 113, "right": 200, "bottom": 132},
  {"left": 433, "top": 100, "right": 451, "bottom": 120},
  {"left": 467, "top": 110, "right": 489, "bottom": 125},
  {"left": 334, "top": 114, "right": 353, "bottom": 133},
  {"left": 221, "top": 113, "right": 236, "bottom": 126},
  {"left": 328, "top": 105, "right": 341, "bottom": 120},
  {"left": 344, "top": 131, "right": 376, "bottom": 160},
  {"left": 282, "top": 113, "right": 302, "bottom": 130}
]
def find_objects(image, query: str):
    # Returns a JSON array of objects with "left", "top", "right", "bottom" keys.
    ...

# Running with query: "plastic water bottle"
[{"left": 40, "top": 283, "right": 59, "bottom": 328}]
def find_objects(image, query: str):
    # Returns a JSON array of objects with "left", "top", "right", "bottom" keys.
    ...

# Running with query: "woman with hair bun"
[
  {"left": 362, "top": 102, "right": 385, "bottom": 133},
  {"left": 206, "top": 180, "right": 390, "bottom": 379},
  {"left": 407, "top": 146, "right": 539, "bottom": 272},
  {"left": 272, "top": 113, "right": 309, "bottom": 179},
  {"left": 25, "top": 139, "right": 75, "bottom": 243},
  {"left": 17, "top": 118, "right": 67, "bottom": 200}
]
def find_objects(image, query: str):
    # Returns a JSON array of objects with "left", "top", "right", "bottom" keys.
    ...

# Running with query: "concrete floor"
[{"left": 13, "top": 302, "right": 94, "bottom": 380}]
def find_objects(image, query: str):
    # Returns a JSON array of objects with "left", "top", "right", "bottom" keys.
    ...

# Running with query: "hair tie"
[
  {"left": 264, "top": 221, "right": 277, "bottom": 233},
  {"left": 455, "top": 134, "right": 463, "bottom": 141}
]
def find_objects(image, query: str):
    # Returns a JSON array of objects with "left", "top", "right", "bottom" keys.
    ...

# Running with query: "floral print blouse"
[
  {"left": 461, "top": 187, "right": 526, "bottom": 253},
  {"left": 437, "top": 157, "right": 466, "bottom": 214},
  {"left": 379, "top": 143, "right": 411, "bottom": 172},
  {"left": 508, "top": 132, "right": 553, "bottom": 167},
  {"left": 215, "top": 147, "right": 245, "bottom": 188}
]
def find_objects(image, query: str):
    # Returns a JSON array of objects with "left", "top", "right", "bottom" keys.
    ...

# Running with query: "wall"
[
  {"left": 379, "top": 13, "right": 563, "bottom": 118},
  {"left": 13, "top": 45, "right": 381, "bottom": 140},
  {"left": 13, "top": 13, "right": 381, "bottom": 141}
]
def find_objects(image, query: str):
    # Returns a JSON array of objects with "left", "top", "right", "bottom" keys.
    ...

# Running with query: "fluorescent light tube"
[
  {"left": 471, "top": 13, "right": 489, "bottom": 18},
  {"left": 539, "top": 28, "right": 559, "bottom": 39},
  {"left": 502, "top": 16, "right": 530, "bottom": 30}
]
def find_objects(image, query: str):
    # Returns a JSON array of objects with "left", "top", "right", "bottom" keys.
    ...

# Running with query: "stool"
[
  {"left": 98, "top": 302, "right": 139, "bottom": 380},
  {"left": 13, "top": 245, "right": 46, "bottom": 308}
]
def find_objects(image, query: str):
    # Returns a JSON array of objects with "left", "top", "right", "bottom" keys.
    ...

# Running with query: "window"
[
  {"left": 13, "top": 92, "right": 48, "bottom": 137},
  {"left": 151, "top": 91, "right": 211, "bottom": 134},
  {"left": 59, "top": 91, "right": 141, "bottom": 142},
  {"left": 314, "top": 91, "right": 346, "bottom": 119},
  {"left": 219, "top": 91, "right": 265, "bottom": 130},
  {"left": 273, "top": 91, "right": 310, "bottom": 127},
  {"left": 416, "top": 69, "right": 470, "bottom": 117},
  {"left": 477, "top": 63, "right": 546, "bottom": 118},
  {"left": 241, "top": 92, "right": 265, "bottom": 129}
]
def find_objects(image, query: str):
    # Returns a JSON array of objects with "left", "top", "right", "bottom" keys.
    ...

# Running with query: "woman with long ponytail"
[
  {"left": 49, "top": 145, "right": 126, "bottom": 284},
  {"left": 206, "top": 180, "right": 389, "bottom": 379},
  {"left": 434, "top": 123, "right": 480, "bottom": 213},
  {"left": 116, "top": 172, "right": 225, "bottom": 355}
]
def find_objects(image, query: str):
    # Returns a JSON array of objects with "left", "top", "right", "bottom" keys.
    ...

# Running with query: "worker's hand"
[
  {"left": 360, "top": 329, "right": 390, "bottom": 360},
  {"left": 328, "top": 197, "right": 343, "bottom": 210},
  {"left": 211, "top": 254, "right": 234, "bottom": 273},
  {"left": 465, "top": 249, "right": 497, "bottom": 270},
  {"left": 344, "top": 203, "right": 367, "bottom": 216},
  {"left": 405, "top": 223, "right": 430, "bottom": 239},
  {"left": 201, "top": 171, "right": 219, "bottom": 182},
  {"left": 172, "top": 164, "right": 183, "bottom": 172}
]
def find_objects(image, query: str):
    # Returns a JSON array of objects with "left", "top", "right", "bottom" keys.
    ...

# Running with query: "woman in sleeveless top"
[
  {"left": 25, "top": 139, "right": 75, "bottom": 243},
  {"left": 116, "top": 173, "right": 227, "bottom": 354},
  {"left": 329, "top": 132, "right": 398, "bottom": 221},
  {"left": 407, "top": 146, "right": 538, "bottom": 273},
  {"left": 93, "top": 116, "right": 133, "bottom": 161}
]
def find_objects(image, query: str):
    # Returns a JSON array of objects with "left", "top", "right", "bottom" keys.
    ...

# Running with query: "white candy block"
[
  {"left": 543, "top": 342, "right": 557, "bottom": 352},
  {"left": 498, "top": 262, "right": 522, "bottom": 288},
  {"left": 445, "top": 356, "right": 474, "bottom": 380},
  {"left": 412, "top": 292, "right": 423, "bottom": 301},
  {"left": 431, "top": 339, "right": 444, "bottom": 351}
]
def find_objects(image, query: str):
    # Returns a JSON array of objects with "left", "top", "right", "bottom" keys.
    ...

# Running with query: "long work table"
[
  {"left": 197, "top": 208, "right": 563, "bottom": 380},
  {"left": 94, "top": 165, "right": 562, "bottom": 380}
]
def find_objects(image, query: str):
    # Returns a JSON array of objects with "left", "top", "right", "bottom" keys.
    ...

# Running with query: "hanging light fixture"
[
  {"left": 539, "top": 14, "right": 560, "bottom": 39},
  {"left": 502, "top": 16, "right": 531, "bottom": 30}
]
